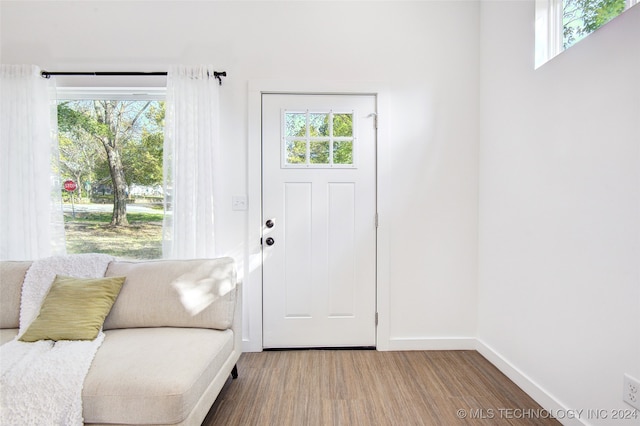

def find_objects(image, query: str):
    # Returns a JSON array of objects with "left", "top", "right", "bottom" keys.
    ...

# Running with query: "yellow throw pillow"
[{"left": 19, "top": 275, "right": 126, "bottom": 342}]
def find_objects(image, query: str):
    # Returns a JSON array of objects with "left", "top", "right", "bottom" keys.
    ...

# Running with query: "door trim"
[{"left": 246, "top": 80, "right": 391, "bottom": 352}]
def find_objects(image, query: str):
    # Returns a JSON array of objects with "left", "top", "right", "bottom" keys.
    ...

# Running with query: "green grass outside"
[
  {"left": 64, "top": 210, "right": 163, "bottom": 259},
  {"left": 64, "top": 211, "right": 164, "bottom": 223}
]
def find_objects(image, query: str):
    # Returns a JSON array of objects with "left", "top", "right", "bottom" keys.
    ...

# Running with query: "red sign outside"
[{"left": 63, "top": 180, "right": 77, "bottom": 192}]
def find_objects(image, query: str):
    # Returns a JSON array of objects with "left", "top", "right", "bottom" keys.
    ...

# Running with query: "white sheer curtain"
[
  {"left": 0, "top": 65, "right": 66, "bottom": 260},
  {"left": 163, "top": 65, "right": 221, "bottom": 259}
]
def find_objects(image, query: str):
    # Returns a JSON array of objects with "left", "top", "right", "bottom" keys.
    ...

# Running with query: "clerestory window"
[{"left": 535, "top": 0, "right": 638, "bottom": 68}]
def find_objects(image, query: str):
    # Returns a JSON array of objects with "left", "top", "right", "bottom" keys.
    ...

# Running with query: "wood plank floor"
[{"left": 203, "top": 350, "right": 560, "bottom": 425}]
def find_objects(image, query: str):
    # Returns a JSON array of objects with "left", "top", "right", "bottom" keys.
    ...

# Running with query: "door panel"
[
  {"left": 328, "top": 182, "right": 356, "bottom": 317},
  {"left": 284, "top": 182, "right": 312, "bottom": 317},
  {"left": 262, "top": 93, "right": 377, "bottom": 348}
]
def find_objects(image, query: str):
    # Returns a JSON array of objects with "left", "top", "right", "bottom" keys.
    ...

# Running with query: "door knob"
[
  {"left": 265, "top": 219, "right": 274, "bottom": 228},
  {"left": 265, "top": 237, "right": 275, "bottom": 246}
]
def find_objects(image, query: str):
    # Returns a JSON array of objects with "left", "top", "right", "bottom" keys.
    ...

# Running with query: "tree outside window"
[
  {"left": 535, "top": 0, "right": 636, "bottom": 68},
  {"left": 563, "top": 0, "right": 627, "bottom": 49},
  {"left": 57, "top": 99, "right": 165, "bottom": 259}
]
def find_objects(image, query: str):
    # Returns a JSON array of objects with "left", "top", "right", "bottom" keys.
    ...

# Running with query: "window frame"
[
  {"left": 56, "top": 87, "right": 165, "bottom": 102},
  {"left": 55, "top": 87, "right": 167, "bottom": 259}
]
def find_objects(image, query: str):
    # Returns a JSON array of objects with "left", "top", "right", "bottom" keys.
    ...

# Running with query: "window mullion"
[
  {"left": 329, "top": 111, "right": 334, "bottom": 166},
  {"left": 550, "top": 0, "right": 563, "bottom": 58},
  {"left": 305, "top": 110, "right": 311, "bottom": 166}
]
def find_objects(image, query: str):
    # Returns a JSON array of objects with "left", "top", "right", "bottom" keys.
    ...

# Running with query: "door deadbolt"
[
  {"left": 265, "top": 219, "right": 275, "bottom": 228},
  {"left": 265, "top": 237, "right": 275, "bottom": 246}
]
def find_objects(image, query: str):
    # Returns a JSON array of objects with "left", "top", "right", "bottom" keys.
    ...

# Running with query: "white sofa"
[{"left": 0, "top": 257, "right": 242, "bottom": 426}]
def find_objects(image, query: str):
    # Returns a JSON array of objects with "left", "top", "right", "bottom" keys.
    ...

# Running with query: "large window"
[
  {"left": 535, "top": 0, "right": 638, "bottom": 68},
  {"left": 57, "top": 89, "right": 165, "bottom": 259}
]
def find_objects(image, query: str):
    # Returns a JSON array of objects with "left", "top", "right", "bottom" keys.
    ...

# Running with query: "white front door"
[{"left": 262, "top": 93, "right": 377, "bottom": 348}]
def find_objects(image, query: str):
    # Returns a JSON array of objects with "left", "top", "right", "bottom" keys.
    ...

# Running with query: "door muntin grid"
[{"left": 282, "top": 110, "right": 356, "bottom": 168}]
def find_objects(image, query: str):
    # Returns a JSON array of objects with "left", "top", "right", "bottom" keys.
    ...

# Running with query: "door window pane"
[
  {"left": 333, "top": 114, "right": 353, "bottom": 137},
  {"left": 285, "top": 112, "right": 306, "bottom": 137},
  {"left": 309, "top": 113, "right": 330, "bottom": 137},
  {"left": 282, "top": 111, "right": 355, "bottom": 168},
  {"left": 310, "top": 140, "right": 330, "bottom": 164},
  {"left": 333, "top": 141, "right": 353, "bottom": 164},
  {"left": 286, "top": 140, "right": 307, "bottom": 164}
]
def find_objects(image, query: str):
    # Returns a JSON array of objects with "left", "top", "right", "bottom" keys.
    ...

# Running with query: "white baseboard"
[
  {"left": 475, "top": 339, "right": 584, "bottom": 426},
  {"left": 386, "top": 337, "right": 477, "bottom": 351},
  {"left": 242, "top": 339, "right": 262, "bottom": 353}
]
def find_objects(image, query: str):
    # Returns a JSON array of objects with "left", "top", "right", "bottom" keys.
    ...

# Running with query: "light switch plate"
[{"left": 232, "top": 196, "right": 247, "bottom": 211}]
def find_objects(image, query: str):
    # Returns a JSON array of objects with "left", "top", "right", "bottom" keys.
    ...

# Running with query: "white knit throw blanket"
[{"left": 0, "top": 253, "right": 114, "bottom": 426}]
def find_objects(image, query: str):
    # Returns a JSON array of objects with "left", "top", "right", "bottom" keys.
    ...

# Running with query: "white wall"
[
  {"left": 4, "top": 0, "right": 638, "bottom": 421},
  {"left": 478, "top": 1, "right": 640, "bottom": 424},
  {"left": 0, "top": 1, "right": 480, "bottom": 351}
]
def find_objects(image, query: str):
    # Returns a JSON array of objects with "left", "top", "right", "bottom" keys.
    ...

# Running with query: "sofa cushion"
[
  {"left": 0, "top": 261, "right": 31, "bottom": 329},
  {"left": 103, "top": 258, "right": 236, "bottom": 331},
  {"left": 19, "top": 275, "right": 125, "bottom": 342},
  {"left": 82, "top": 327, "right": 234, "bottom": 425}
]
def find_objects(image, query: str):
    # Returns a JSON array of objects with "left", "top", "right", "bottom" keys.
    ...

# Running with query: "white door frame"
[{"left": 245, "top": 80, "right": 391, "bottom": 352}]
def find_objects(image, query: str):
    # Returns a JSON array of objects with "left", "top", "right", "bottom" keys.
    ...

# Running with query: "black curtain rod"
[{"left": 40, "top": 70, "right": 227, "bottom": 85}]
